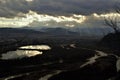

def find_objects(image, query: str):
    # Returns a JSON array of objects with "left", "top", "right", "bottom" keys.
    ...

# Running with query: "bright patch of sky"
[
  {"left": 0, "top": 10, "right": 120, "bottom": 28},
  {"left": 0, "top": 10, "right": 86, "bottom": 28}
]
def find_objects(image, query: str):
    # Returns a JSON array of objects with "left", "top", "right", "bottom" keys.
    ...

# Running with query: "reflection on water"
[
  {"left": 20, "top": 45, "right": 51, "bottom": 50},
  {"left": 116, "top": 58, "right": 120, "bottom": 72},
  {"left": 1, "top": 50, "right": 42, "bottom": 60},
  {"left": 2, "top": 70, "right": 61, "bottom": 80},
  {"left": 80, "top": 50, "right": 108, "bottom": 68},
  {"left": 39, "top": 70, "right": 62, "bottom": 80},
  {"left": 70, "top": 44, "right": 76, "bottom": 48},
  {"left": 3, "top": 72, "right": 30, "bottom": 80},
  {"left": 1, "top": 45, "right": 51, "bottom": 60}
]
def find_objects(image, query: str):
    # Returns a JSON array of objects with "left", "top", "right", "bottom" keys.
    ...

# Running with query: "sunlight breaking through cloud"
[
  {"left": 93, "top": 13, "right": 120, "bottom": 18},
  {"left": 0, "top": 10, "right": 120, "bottom": 28},
  {"left": 0, "top": 10, "right": 86, "bottom": 27}
]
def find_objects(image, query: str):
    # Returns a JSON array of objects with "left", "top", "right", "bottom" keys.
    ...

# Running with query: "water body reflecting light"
[
  {"left": 1, "top": 50, "right": 42, "bottom": 60},
  {"left": 20, "top": 45, "right": 51, "bottom": 50},
  {"left": 1, "top": 45, "right": 51, "bottom": 60}
]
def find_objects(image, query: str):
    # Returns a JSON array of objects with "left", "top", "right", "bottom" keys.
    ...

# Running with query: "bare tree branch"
[
  {"left": 104, "top": 6, "right": 120, "bottom": 33},
  {"left": 115, "top": 5, "right": 120, "bottom": 13}
]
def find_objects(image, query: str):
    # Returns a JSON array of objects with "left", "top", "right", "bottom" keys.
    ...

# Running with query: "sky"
[{"left": 0, "top": 0, "right": 120, "bottom": 28}]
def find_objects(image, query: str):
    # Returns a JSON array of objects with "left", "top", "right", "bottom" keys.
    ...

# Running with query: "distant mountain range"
[
  {"left": 0, "top": 28, "right": 41, "bottom": 34},
  {"left": 22, "top": 26, "right": 78, "bottom": 35},
  {"left": 39, "top": 27, "right": 78, "bottom": 35},
  {"left": 22, "top": 26, "right": 114, "bottom": 36},
  {"left": 0, "top": 27, "right": 79, "bottom": 36},
  {"left": 0, "top": 27, "right": 114, "bottom": 38}
]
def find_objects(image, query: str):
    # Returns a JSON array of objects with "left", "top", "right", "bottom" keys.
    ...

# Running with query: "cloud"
[
  {"left": 0, "top": 10, "right": 120, "bottom": 29},
  {"left": 0, "top": 0, "right": 120, "bottom": 29},
  {"left": 0, "top": 0, "right": 120, "bottom": 17},
  {"left": 0, "top": 10, "right": 86, "bottom": 27}
]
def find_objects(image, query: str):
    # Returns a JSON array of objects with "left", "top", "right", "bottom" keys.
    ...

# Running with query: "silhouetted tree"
[{"left": 104, "top": 6, "right": 120, "bottom": 33}]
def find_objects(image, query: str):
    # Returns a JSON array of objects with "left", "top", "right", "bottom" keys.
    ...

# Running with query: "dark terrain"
[{"left": 0, "top": 28, "right": 120, "bottom": 80}]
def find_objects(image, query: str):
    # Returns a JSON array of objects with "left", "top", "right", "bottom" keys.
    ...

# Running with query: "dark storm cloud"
[{"left": 0, "top": 0, "right": 120, "bottom": 17}]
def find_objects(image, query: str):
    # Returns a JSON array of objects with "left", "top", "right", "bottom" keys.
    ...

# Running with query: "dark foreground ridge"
[
  {"left": 100, "top": 32, "right": 120, "bottom": 50},
  {"left": 0, "top": 45, "right": 120, "bottom": 80},
  {"left": 48, "top": 55, "right": 118, "bottom": 80},
  {"left": 0, "top": 28, "right": 120, "bottom": 80}
]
